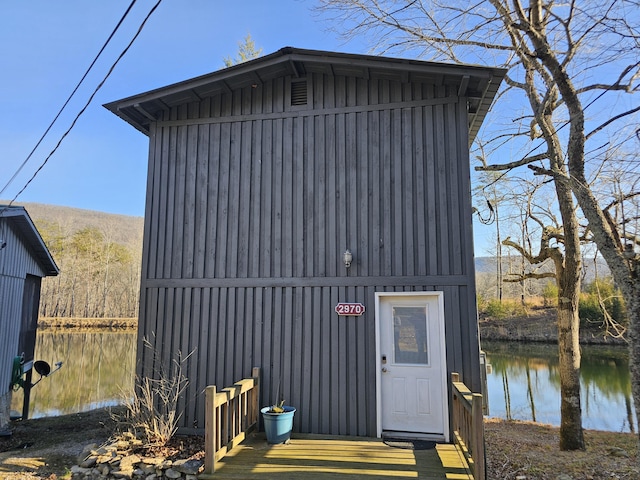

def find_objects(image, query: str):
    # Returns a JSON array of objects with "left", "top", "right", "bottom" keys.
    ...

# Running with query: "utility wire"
[
  {"left": 1, "top": 0, "right": 163, "bottom": 215},
  {"left": 0, "top": 0, "right": 138, "bottom": 199}
]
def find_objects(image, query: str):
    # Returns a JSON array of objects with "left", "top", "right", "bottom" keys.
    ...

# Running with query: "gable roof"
[
  {"left": 105, "top": 46, "right": 506, "bottom": 143},
  {"left": 0, "top": 206, "right": 59, "bottom": 276}
]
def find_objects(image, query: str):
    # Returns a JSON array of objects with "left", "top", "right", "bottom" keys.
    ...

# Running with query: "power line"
[
  {"left": 0, "top": 0, "right": 138, "bottom": 198},
  {"left": 1, "top": 0, "right": 163, "bottom": 214}
]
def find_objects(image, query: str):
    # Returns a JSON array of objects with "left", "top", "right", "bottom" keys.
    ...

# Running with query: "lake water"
[
  {"left": 483, "top": 340, "right": 636, "bottom": 432},
  {"left": 12, "top": 332, "right": 636, "bottom": 433},
  {"left": 11, "top": 330, "right": 136, "bottom": 419}
]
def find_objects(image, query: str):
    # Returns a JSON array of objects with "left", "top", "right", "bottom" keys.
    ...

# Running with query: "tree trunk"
[
  {"left": 556, "top": 288, "right": 584, "bottom": 450},
  {"left": 619, "top": 272, "right": 640, "bottom": 442},
  {"left": 569, "top": 172, "right": 640, "bottom": 439},
  {"left": 552, "top": 151, "right": 585, "bottom": 450}
]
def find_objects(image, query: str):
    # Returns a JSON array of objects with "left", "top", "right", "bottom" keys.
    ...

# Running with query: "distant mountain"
[
  {"left": 475, "top": 255, "right": 611, "bottom": 284},
  {"left": 3, "top": 201, "right": 144, "bottom": 250}
]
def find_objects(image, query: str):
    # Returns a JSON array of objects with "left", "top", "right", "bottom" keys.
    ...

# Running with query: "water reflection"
[
  {"left": 11, "top": 330, "right": 136, "bottom": 418},
  {"left": 483, "top": 341, "right": 636, "bottom": 432}
]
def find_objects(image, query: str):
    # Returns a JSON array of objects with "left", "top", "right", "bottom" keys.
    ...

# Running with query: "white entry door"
[{"left": 376, "top": 292, "right": 449, "bottom": 441}]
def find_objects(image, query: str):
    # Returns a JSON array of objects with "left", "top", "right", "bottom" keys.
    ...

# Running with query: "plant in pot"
[{"left": 261, "top": 397, "right": 296, "bottom": 444}]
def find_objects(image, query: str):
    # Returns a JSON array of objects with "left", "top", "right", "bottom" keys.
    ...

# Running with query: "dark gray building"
[
  {"left": 0, "top": 206, "right": 59, "bottom": 431},
  {"left": 106, "top": 47, "right": 505, "bottom": 440}
]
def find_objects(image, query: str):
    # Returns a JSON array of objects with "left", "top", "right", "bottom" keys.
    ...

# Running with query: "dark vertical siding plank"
[
  {"left": 160, "top": 117, "right": 177, "bottom": 278},
  {"left": 243, "top": 289, "right": 254, "bottom": 376},
  {"left": 204, "top": 103, "right": 221, "bottom": 278},
  {"left": 163, "top": 116, "right": 178, "bottom": 279},
  {"left": 300, "top": 287, "right": 313, "bottom": 431},
  {"left": 215, "top": 122, "right": 231, "bottom": 278},
  {"left": 329, "top": 286, "right": 339, "bottom": 433},
  {"left": 205, "top": 288, "right": 218, "bottom": 385},
  {"left": 414, "top": 106, "right": 427, "bottom": 276},
  {"left": 402, "top": 104, "right": 415, "bottom": 276},
  {"left": 272, "top": 120, "right": 284, "bottom": 278},
  {"left": 183, "top": 104, "right": 199, "bottom": 278},
  {"left": 290, "top": 288, "right": 303, "bottom": 423},
  {"left": 303, "top": 115, "right": 315, "bottom": 277},
  {"left": 424, "top": 102, "right": 439, "bottom": 275},
  {"left": 347, "top": 288, "right": 358, "bottom": 434},
  {"left": 369, "top": 83, "right": 381, "bottom": 276},
  {"left": 325, "top": 113, "right": 337, "bottom": 278},
  {"left": 335, "top": 79, "right": 348, "bottom": 275},
  {"left": 314, "top": 114, "right": 326, "bottom": 277},
  {"left": 172, "top": 110, "right": 188, "bottom": 278},
  {"left": 177, "top": 288, "right": 191, "bottom": 425},
  {"left": 261, "top": 288, "right": 273, "bottom": 407},
  {"left": 194, "top": 100, "right": 210, "bottom": 279},
  {"left": 282, "top": 118, "right": 294, "bottom": 277},
  {"left": 215, "top": 287, "right": 227, "bottom": 384},
  {"left": 293, "top": 117, "right": 305, "bottom": 277},
  {"left": 365, "top": 286, "right": 378, "bottom": 435},
  {"left": 144, "top": 124, "right": 160, "bottom": 280},
  {"left": 260, "top": 120, "right": 273, "bottom": 278},
  {"left": 356, "top": 78, "right": 369, "bottom": 277},
  {"left": 447, "top": 99, "right": 463, "bottom": 275},
  {"left": 237, "top": 121, "right": 252, "bottom": 277},
  {"left": 281, "top": 288, "right": 294, "bottom": 409},
  {"left": 226, "top": 122, "right": 242, "bottom": 277},
  {"left": 309, "top": 287, "right": 321, "bottom": 432},
  {"left": 248, "top": 119, "right": 263, "bottom": 278},
  {"left": 380, "top": 82, "right": 393, "bottom": 276},
  {"left": 252, "top": 287, "right": 263, "bottom": 381},
  {"left": 356, "top": 286, "right": 368, "bottom": 435},
  {"left": 434, "top": 99, "right": 449, "bottom": 274},
  {"left": 391, "top": 107, "right": 403, "bottom": 275},
  {"left": 195, "top": 287, "right": 210, "bottom": 428},
  {"left": 232, "top": 288, "right": 242, "bottom": 381},
  {"left": 223, "top": 287, "right": 234, "bottom": 385}
]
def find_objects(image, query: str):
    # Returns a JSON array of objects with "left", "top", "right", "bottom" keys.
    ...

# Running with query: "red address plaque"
[{"left": 335, "top": 302, "right": 366, "bottom": 316}]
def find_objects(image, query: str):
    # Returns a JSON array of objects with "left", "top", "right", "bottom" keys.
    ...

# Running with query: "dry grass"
[{"left": 485, "top": 418, "right": 640, "bottom": 479}]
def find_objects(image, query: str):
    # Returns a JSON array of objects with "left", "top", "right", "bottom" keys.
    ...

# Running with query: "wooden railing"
[
  {"left": 202, "top": 367, "right": 260, "bottom": 476},
  {"left": 451, "top": 372, "right": 485, "bottom": 480}
]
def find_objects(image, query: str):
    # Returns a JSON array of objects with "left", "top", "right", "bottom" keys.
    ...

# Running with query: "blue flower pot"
[{"left": 261, "top": 406, "right": 296, "bottom": 444}]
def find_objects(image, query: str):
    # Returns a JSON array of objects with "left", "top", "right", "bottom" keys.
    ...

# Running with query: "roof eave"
[
  {"left": 104, "top": 47, "right": 506, "bottom": 141},
  {"left": 1, "top": 206, "right": 60, "bottom": 276}
]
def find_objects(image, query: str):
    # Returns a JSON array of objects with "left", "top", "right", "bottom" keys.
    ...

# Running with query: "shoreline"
[
  {"left": 479, "top": 307, "right": 628, "bottom": 346},
  {"left": 38, "top": 317, "right": 137, "bottom": 331},
  {"left": 36, "top": 313, "right": 629, "bottom": 346}
]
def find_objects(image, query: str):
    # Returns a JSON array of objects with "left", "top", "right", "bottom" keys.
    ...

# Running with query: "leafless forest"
[{"left": 16, "top": 202, "right": 144, "bottom": 319}]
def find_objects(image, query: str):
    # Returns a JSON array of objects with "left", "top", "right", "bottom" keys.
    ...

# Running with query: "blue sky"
[{"left": 0, "top": 0, "right": 497, "bottom": 254}]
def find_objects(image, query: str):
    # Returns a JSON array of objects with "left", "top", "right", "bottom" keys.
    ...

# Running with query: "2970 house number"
[{"left": 335, "top": 303, "right": 366, "bottom": 316}]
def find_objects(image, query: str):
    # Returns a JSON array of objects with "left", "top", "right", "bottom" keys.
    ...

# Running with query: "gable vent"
[{"left": 291, "top": 80, "right": 308, "bottom": 106}]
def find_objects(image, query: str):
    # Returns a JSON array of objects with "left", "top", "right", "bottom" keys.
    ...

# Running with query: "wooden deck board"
[{"left": 201, "top": 434, "right": 472, "bottom": 479}]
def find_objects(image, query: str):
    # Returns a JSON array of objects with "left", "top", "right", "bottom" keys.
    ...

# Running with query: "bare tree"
[
  {"left": 317, "top": 0, "right": 640, "bottom": 449},
  {"left": 475, "top": 170, "right": 510, "bottom": 301}
]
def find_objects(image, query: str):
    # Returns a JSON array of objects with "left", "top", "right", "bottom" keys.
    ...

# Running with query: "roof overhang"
[
  {"left": 105, "top": 46, "right": 506, "bottom": 144},
  {"left": 0, "top": 206, "right": 59, "bottom": 276}
]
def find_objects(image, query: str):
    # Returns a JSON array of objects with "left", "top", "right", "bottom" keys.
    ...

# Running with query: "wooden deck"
[{"left": 200, "top": 433, "right": 473, "bottom": 479}]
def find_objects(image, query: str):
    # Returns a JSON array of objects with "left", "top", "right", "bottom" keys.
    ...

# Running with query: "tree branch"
[
  {"left": 586, "top": 105, "right": 640, "bottom": 140},
  {"left": 475, "top": 152, "right": 550, "bottom": 172}
]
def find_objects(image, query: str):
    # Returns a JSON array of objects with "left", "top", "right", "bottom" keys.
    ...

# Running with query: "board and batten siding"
[
  {"left": 137, "top": 72, "right": 479, "bottom": 435},
  {"left": 0, "top": 219, "right": 46, "bottom": 396}
]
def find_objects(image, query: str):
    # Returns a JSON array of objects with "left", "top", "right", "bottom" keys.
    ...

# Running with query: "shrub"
[
  {"left": 542, "top": 281, "right": 558, "bottom": 307},
  {"left": 114, "top": 344, "right": 191, "bottom": 446},
  {"left": 580, "top": 277, "right": 627, "bottom": 330},
  {"left": 483, "top": 298, "right": 528, "bottom": 319}
]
